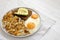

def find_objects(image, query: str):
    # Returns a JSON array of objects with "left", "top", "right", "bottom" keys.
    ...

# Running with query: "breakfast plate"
[
  {"left": 0, "top": 0, "right": 56, "bottom": 40},
  {"left": 1, "top": 7, "right": 41, "bottom": 37}
]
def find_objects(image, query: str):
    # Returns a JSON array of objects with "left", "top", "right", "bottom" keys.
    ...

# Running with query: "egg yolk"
[
  {"left": 31, "top": 14, "right": 38, "bottom": 19},
  {"left": 27, "top": 22, "right": 35, "bottom": 29}
]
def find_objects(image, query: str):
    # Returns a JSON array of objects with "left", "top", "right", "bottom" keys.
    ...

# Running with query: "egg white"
[{"left": 25, "top": 13, "right": 40, "bottom": 34}]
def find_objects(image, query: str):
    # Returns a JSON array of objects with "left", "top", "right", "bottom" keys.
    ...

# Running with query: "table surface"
[
  {"left": 39, "top": 0, "right": 60, "bottom": 40},
  {"left": 0, "top": 0, "right": 60, "bottom": 40}
]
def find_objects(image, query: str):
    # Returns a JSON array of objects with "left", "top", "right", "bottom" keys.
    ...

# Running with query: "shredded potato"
[{"left": 2, "top": 10, "right": 30, "bottom": 36}]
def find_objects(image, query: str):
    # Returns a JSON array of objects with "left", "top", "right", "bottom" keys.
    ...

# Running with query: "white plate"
[{"left": 0, "top": 7, "right": 41, "bottom": 37}]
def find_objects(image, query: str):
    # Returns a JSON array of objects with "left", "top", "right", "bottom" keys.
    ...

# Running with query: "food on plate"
[
  {"left": 15, "top": 8, "right": 28, "bottom": 16},
  {"left": 31, "top": 14, "right": 38, "bottom": 19},
  {"left": 2, "top": 7, "right": 40, "bottom": 36},
  {"left": 3, "top": 14, "right": 30, "bottom": 36},
  {"left": 14, "top": 9, "right": 32, "bottom": 20},
  {"left": 18, "top": 10, "right": 32, "bottom": 20},
  {"left": 25, "top": 13, "right": 40, "bottom": 33},
  {"left": 27, "top": 22, "right": 35, "bottom": 29}
]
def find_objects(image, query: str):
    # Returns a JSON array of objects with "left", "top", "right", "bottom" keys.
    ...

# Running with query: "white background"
[{"left": 0, "top": 0, "right": 60, "bottom": 40}]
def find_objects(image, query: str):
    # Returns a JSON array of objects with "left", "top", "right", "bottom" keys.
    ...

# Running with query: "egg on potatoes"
[{"left": 25, "top": 12, "right": 40, "bottom": 34}]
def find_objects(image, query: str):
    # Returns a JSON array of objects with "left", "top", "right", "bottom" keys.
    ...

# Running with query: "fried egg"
[{"left": 25, "top": 13, "right": 40, "bottom": 34}]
